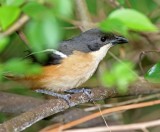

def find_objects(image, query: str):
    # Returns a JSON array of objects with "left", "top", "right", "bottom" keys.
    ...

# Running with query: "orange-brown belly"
[{"left": 28, "top": 51, "right": 98, "bottom": 92}]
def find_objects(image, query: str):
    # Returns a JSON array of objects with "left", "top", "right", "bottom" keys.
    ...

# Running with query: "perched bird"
[{"left": 6, "top": 28, "right": 128, "bottom": 105}]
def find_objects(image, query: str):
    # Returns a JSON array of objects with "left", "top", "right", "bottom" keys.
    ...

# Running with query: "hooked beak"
[{"left": 111, "top": 36, "right": 128, "bottom": 45}]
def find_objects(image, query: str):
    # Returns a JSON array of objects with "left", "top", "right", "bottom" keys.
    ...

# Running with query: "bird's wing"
[
  {"left": 24, "top": 49, "right": 67, "bottom": 65},
  {"left": 5, "top": 49, "right": 67, "bottom": 80}
]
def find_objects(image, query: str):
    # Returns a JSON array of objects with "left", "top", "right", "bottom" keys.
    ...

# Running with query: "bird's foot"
[
  {"left": 65, "top": 88, "right": 93, "bottom": 101},
  {"left": 35, "top": 89, "right": 74, "bottom": 107}
]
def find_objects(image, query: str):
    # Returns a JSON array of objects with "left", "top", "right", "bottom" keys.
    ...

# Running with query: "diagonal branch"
[
  {"left": 42, "top": 100, "right": 160, "bottom": 132},
  {"left": 63, "top": 119, "right": 160, "bottom": 132},
  {"left": 0, "top": 92, "right": 46, "bottom": 114},
  {"left": 0, "top": 78, "right": 160, "bottom": 132}
]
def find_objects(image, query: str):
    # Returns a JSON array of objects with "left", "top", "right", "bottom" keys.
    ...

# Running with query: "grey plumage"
[
  {"left": 24, "top": 28, "right": 127, "bottom": 66},
  {"left": 58, "top": 28, "right": 114, "bottom": 55}
]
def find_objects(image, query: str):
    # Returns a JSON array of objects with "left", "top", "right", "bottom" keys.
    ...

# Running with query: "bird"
[{"left": 5, "top": 28, "right": 128, "bottom": 105}]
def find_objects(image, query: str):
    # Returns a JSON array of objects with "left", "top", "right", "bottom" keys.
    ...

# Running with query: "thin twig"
[
  {"left": 63, "top": 27, "right": 78, "bottom": 30},
  {"left": 92, "top": 101, "right": 111, "bottom": 132},
  {"left": 108, "top": 0, "right": 122, "bottom": 8},
  {"left": 42, "top": 99, "right": 160, "bottom": 132},
  {"left": 85, "top": 93, "right": 160, "bottom": 111},
  {"left": 63, "top": 119, "right": 160, "bottom": 132},
  {"left": 16, "top": 30, "right": 30, "bottom": 48},
  {"left": 142, "top": 128, "right": 150, "bottom": 132},
  {"left": 0, "top": 14, "right": 29, "bottom": 38},
  {"left": 139, "top": 50, "right": 160, "bottom": 75},
  {"left": 109, "top": 51, "right": 138, "bottom": 77}
]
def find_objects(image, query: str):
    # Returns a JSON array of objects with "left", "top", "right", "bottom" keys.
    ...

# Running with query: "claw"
[{"left": 65, "top": 88, "right": 93, "bottom": 101}]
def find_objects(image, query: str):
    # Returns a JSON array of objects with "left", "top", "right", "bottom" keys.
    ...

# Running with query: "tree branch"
[
  {"left": 0, "top": 78, "right": 160, "bottom": 132},
  {"left": 84, "top": 93, "right": 160, "bottom": 111},
  {"left": 64, "top": 119, "right": 160, "bottom": 132},
  {"left": 75, "top": 0, "right": 93, "bottom": 31},
  {"left": 0, "top": 92, "right": 46, "bottom": 114},
  {"left": 43, "top": 99, "right": 160, "bottom": 132}
]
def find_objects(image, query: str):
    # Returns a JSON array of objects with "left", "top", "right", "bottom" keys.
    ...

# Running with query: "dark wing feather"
[
  {"left": 23, "top": 49, "right": 67, "bottom": 66},
  {"left": 44, "top": 53, "right": 63, "bottom": 65}
]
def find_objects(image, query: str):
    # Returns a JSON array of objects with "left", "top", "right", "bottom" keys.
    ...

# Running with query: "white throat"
[{"left": 91, "top": 43, "right": 112, "bottom": 63}]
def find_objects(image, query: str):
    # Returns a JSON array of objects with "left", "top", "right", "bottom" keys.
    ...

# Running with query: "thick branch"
[
  {"left": 0, "top": 78, "right": 160, "bottom": 132},
  {"left": 0, "top": 92, "right": 46, "bottom": 114},
  {"left": 75, "top": 0, "right": 93, "bottom": 31},
  {"left": 0, "top": 78, "right": 159, "bottom": 114}
]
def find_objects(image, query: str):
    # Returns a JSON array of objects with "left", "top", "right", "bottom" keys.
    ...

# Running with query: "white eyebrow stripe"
[{"left": 25, "top": 49, "right": 68, "bottom": 58}]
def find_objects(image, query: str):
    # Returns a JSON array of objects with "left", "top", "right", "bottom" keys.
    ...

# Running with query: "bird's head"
[{"left": 59, "top": 28, "right": 128, "bottom": 59}]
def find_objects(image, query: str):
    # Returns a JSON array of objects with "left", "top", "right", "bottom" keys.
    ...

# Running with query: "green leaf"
[
  {"left": 3, "top": 59, "right": 42, "bottom": 75},
  {"left": 5, "top": 0, "right": 25, "bottom": 6},
  {"left": 42, "top": 17, "right": 61, "bottom": 49},
  {"left": 0, "top": 37, "right": 9, "bottom": 53},
  {"left": 0, "top": 0, "right": 5, "bottom": 5},
  {"left": 117, "top": 79, "right": 129, "bottom": 93},
  {"left": 101, "top": 61, "right": 137, "bottom": 94},
  {"left": 99, "top": 18, "right": 129, "bottom": 36},
  {"left": 22, "top": 2, "right": 48, "bottom": 20},
  {"left": 0, "top": 67, "right": 3, "bottom": 81},
  {"left": 52, "top": 0, "right": 73, "bottom": 17},
  {"left": 108, "top": 8, "right": 158, "bottom": 32},
  {"left": 0, "top": 113, "right": 7, "bottom": 122},
  {"left": 25, "top": 15, "right": 62, "bottom": 63},
  {"left": 26, "top": 16, "right": 61, "bottom": 51},
  {"left": 145, "top": 62, "right": 160, "bottom": 83},
  {"left": 0, "top": 6, "right": 21, "bottom": 30},
  {"left": 25, "top": 21, "right": 45, "bottom": 52},
  {"left": 0, "top": 37, "right": 9, "bottom": 52},
  {"left": 101, "top": 72, "right": 116, "bottom": 87}
]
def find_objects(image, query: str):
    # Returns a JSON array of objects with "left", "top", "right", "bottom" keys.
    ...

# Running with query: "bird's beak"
[{"left": 111, "top": 36, "right": 128, "bottom": 45}]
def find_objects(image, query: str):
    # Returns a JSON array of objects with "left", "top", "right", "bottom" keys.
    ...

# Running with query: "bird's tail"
[
  {"left": 4, "top": 73, "right": 34, "bottom": 89},
  {"left": 4, "top": 74, "right": 24, "bottom": 81}
]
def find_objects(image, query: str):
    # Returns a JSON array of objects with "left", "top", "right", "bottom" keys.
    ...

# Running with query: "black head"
[{"left": 59, "top": 28, "right": 128, "bottom": 55}]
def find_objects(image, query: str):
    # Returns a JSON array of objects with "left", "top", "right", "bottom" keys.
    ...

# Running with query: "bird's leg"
[
  {"left": 64, "top": 87, "right": 93, "bottom": 100},
  {"left": 35, "top": 89, "right": 74, "bottom": 107}
]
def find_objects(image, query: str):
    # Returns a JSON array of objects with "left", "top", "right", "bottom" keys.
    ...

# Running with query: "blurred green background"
[{"left": 0, "top": 0, "right": 160, "bottom": 131}]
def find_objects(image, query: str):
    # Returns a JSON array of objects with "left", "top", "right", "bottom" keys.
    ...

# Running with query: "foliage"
[
  {"left": 0, "top": 0, "right": 159, "bottom": 85},
  {"left": 145, "top": 62, "right": 160, "bottom": 83},
  {"left": 0, "top": 0, "right": 160, "bottom": 130},
  {"left": 0, "top": 6, "right": 21, "bottom": 30},
  {"left": 0, "top": 37, "right": 9, "bottom": 52},
  {"left": 0, "top": 59, "right": 41, "bottom": 81},
  {"left": 0, "top": 0, "right": 159, "bottom": 90},
  {"left": 0, "top": 0, "right": 73, "bottom": 79},
  {"left": 99, "top": 8, "right": 158, "bottom": 36},
  {"left": 101, "top": 61, "right": 137, "bottom": 94}
]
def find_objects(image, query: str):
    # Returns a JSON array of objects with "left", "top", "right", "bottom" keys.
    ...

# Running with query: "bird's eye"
[{"left": 101, "top": 36, "right": 107, "bottom": 42}]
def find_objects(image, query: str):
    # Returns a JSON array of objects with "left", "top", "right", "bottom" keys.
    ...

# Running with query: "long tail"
[
  {"left": 4, "top": 74, "right": 34, "bottom": 89},
  {"left": 4, "top": 74, "right": 24, "bottom": 81}
]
